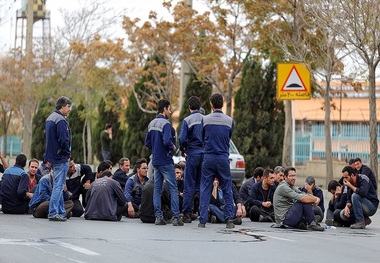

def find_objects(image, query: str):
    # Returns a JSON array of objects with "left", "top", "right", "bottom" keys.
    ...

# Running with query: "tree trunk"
[
  {"left": 86, "top": 118, "right": 93, "bottom": 164},
  {"left": 368, "top": 65, "right": 378, "bottom": 193},
  {"left": 282, "top": 100, "right": 292, "bottom": 167},
  {"left": 324, "top": 75, "right": 333, "bottom": 187},
  {"left": 225, "top": 81, "right": 233, "bottom": 116}
]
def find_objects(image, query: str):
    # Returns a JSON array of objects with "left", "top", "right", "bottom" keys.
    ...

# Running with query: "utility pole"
[
  {"left": 22, "top": 0, "right": 34, "bottom": 158},
  {"left": 179, "top": 0, "right": 193, "bottom": 111}
]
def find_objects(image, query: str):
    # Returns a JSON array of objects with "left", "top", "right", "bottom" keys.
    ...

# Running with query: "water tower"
[{"left": 14, "top": 0, "right": 51, "bottom": 52}]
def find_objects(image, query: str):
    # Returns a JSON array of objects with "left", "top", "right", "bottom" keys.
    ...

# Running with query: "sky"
[{"left": 0, "top": 0, "right": 207, "bottom": 53}]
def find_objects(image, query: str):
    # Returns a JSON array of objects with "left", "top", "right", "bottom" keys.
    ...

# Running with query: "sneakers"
[
  {"left": 182, "top": 213, "right": 192, "bottom": 223},
  {"left": 172, "top": 217, "right": 184, "bottom": 226},
  {"left": 259, "top": 216, "right": 274, "bottom": 223},
  {"left": 233, "top": 217, "right": 242, "bottom": 225},
  {"left": 155, "top": 217, "right": 167, "bottom": 225},
  {"left": 350, "top": 220, "right": 366, "bottom": 229},
  {"left": 307, "top": 221, "right": 325, "bottom": 231},
  {"left": 198, "top": 223, "right": 206, "bottom": 228},
  {"left": 226, "top": 219, "right": 235, "bottom": 229},
  {"left": 66, "top": 211, "right": 72, "bottom": 219},
  {"left": 365, "top": 217, "right": 372, "bottom": 226},
  {"left": 49, "top": 215, "right": 67, "bottom": 222},
  {"left": 325, "top": 219, "right": 342, "bottom": 227},
  {"left": 210, "top": 215, "right": 217, "bottom": 223}
]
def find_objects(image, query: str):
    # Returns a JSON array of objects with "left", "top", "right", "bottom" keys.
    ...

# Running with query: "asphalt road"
[{"left": 1, "top": 212, "right": 379, "bottom": 263}]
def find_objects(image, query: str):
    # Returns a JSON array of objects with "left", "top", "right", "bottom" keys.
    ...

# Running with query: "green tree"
[
  {"left": 233, "top": 58, "right": 285, "bottom": 177},
  {"left": 31, "top": 98, "right": 53, "bottom": 159},
  {"left": 93, "top": 94, "right": 125, "bottom": 165},
  {"left": 123, "top": 85, "right": 155, "bottom": 166},
  {"left": 177, "top": 73, "right": 212, "bottom": 135},
  {"left": 67, "top": 104, "right": 86, "bottom": 163}
]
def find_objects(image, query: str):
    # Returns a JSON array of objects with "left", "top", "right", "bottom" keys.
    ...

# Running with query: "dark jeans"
[
  {"left": 283, "top": 201, "right": 315, "bottom": 227},
  {"left": 249, "top": 205, "right": 275, "bottom": 222},
  {"left": 2, "top": 201, "right": 29, "bottom": 214},
  {"left": 71, "top": 199, "right": 84, "bottom": 217},
  {"left": 33, "top": 200, "right": 74, "bottom": 218}
]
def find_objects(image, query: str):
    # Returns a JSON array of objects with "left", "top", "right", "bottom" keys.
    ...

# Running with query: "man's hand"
[
  {"left": 262, "top": 201, "right": 272, "bottom": 208},
  {"left": 335, "top": 186, "right": 342, "bottom": 198},
  {"left": 344, "top": 205, "right": 350, "bottom": 217},
  {"left": 181, "top": 151, "right": 186, "bottom": 157},
  {"left": 128, "top": 202, "right": 135, "bottom": 218}
]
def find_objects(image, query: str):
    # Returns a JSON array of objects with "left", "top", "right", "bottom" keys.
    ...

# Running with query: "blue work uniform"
[
  {"left": 179, "top": 110, "right": 204, "bottom": 214},
  {"left": 199, "top": 110, "right": 234, "bottom": 224}
]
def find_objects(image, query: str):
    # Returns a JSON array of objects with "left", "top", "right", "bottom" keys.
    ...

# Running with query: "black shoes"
[
  {"left": 173, "top": 217, "right": 184, "bottom": 226},
  {"left": 198, "top": 223, "right": 206, "bottom": 228},
  {"left": 155, "top": 217, "right": 167, "bottom": 225},
  {"left": 233, "top": 217, "right": 242, "bottom": 225},
  {"left": 307, "top": 221, "right": 325, "bottom": 231},
  {"left": 49, "top": 215, "right": 67, "bottom": 222},
  {"left": 226, "top": 219, "right": 235, "bottom": 229},
  {"left": 182, "top": 213, "right": 192, "bottom": 223}
]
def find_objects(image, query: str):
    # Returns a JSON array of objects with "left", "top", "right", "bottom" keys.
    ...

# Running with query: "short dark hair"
[
  {"left": 305, "top": 176, "right": 315, "bottom": 185},
  {"left": 188, "top": 96, "right": 201, "bottom": 111},
  {"left": 342, "top": 166, "right": 356, "bottom": 175},
  {"left": 174, "top": 163, "right": 184, "bottom": 170},
  {"left": 55, "top": 96, "right": 72, "bottom": 110},
  {"left": 210, "top": 93, "right": 223, "bottom": 109},
  {"left": 15, "top": 154, "right": 27, "bottom": 167},
  {"left": 348, "top": 159, "right": 355, "bottom": 165},
  {"left": 353, "top": 157, "right": 362, "bottom": 163},
  {"left": 157, "top": 99, "right": 170, "bottom": 113},
  {"left": 284, "top": 167, "right": 296, "bottom": 177},
  {"left": 97, "top": 161, "right": 111, "bottom": 173},
  {"left": 135, "top": 158, "right": 147, "bottom": 169},
  {"left": 28, "top": 158, "right": 39, "bottom": 167},
  {"left": 263, "top": 168, "right": 274, "bottom": 178},
  {"left": 253, "top": 167, "right": 264, "bottom": 179},
  {"left": 327, "top": 180, "right": 341, "bottom": 192},
  {"left": 105, "top": 123, "right": 112, "bottom": 129},
  {"left": 102, "top": 171, "right": 112, "bottom": 178}
]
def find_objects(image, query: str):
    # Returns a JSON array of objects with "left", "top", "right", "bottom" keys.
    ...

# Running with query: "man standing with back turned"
[
  {"left": 199, "top": 93, "right": 235, "bottom": 229},
  {"left": 45, "top": 96, "right": 72, "bottom": 221}
]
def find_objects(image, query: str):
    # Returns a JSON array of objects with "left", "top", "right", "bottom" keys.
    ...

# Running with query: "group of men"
[
  {"left": 145, "top": 93, "right": 239, "bottom": 228},
  {"left": 0, "top": 94, "right": 378, "bottom": 232}
]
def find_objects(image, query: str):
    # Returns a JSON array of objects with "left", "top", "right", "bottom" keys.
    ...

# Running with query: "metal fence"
[{"left": 295, "top": 123, "right": 378, "bottom": 164}]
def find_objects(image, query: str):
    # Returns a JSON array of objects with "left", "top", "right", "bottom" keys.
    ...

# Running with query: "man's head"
[
  {"left": 210, "top": 93, "right": 223, "bottom": 110},
  {"left": 15, "top": 154, "right": 27, "bottom": 168},
  {"left": 284, "top": 167, "right": 297, "bottom": 186},
  {"left": 342, "top": 165, "right": 357, "bottom": 185},
  {"left": 305, "top": 176, "right": 316, "bottom": 189},
  {"left": 157, "top": 99, "right": 171, "bottom": 118},
  {"left": 118, "top": 158, "right": 130, "bottom": 173},
  {"left": 348, "top": 159, "right": 356, "bottom": 169},
  {"left": 28, "top": 159, "right": 39, "bottom": 176},
  {"left": 353, "top": 158, "right": 363, "bottom": 171},
  {"left": 274, "top": 166, "right": 285, "bottom": 183},
  {"left": 56, "top": 96, "right": 72, "bottom": 116},
  {"left": 68, "top": 158, "right": 76, "bottom": 175},
  {"left": 135, "top": 158, "right": 148, "bottom": 178},
  {"left": 327, "top": 180, "right": 341, "bottom": 194},
  {"left": 252, "top": 167, "right": 264, "bottom": 182},
  {"left": 99, "top": 170, "right": 112, "bottom": 179},
  {"left": 188, "top": 96, "right": 201, "bottom": 111},
  {"left": 262, "top": 168, "right": 275, "bottom": 187},
  {"left": 174, "top": 163, "right": 184, "bottom": 180},
  {"left": 97, "top": 161, "right": 112, "bottom": 178},
  {"left": 105, "top": 123, "right": 112, "bottom": 131}
]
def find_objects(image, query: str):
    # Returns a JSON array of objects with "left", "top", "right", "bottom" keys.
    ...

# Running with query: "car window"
[{"left": 229, "top": 140, "right": 239, "bottom": 154}]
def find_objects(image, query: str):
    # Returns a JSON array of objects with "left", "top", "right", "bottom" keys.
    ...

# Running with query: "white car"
[{"left": 173, "top": 140, "right": 246, "bottom": 186}]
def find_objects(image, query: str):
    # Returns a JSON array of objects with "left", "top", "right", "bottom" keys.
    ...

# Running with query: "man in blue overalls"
[
  {"left": 198, "top": 93, "right": 235, "bottom": 229},
  {"left": 179, "top": 96, "right": 204, "bottom": 223}
]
